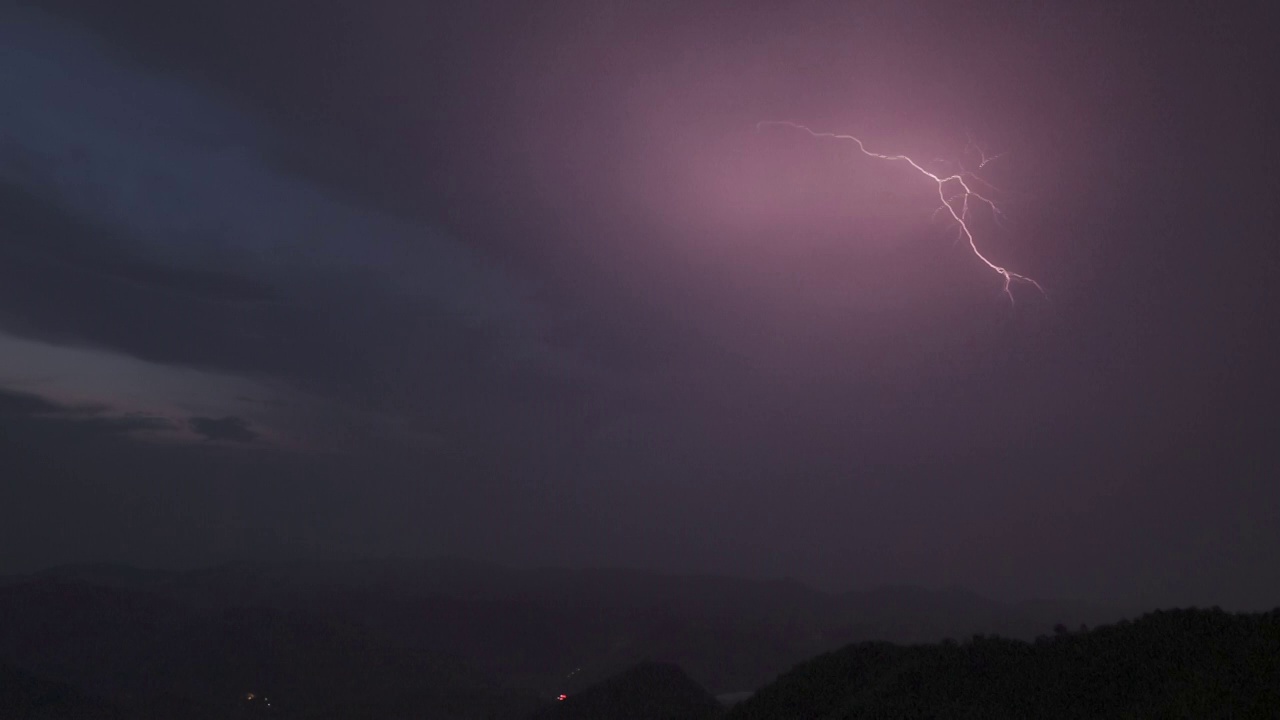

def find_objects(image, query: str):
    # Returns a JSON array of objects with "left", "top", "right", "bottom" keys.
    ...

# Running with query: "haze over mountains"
[{"left": 0, "top": 557, "right": 1128, "bottom": 718}]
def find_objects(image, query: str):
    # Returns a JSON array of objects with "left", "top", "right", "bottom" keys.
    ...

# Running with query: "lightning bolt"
[
  {"left": 966, "top": 130, "right": 1007, "bottom": 169},
  {"left": 758, "top": 121, "right": 1045, "bottom": 304}
]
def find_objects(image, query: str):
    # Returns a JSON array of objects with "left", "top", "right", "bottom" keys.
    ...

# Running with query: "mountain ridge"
[{"left": 2, "top": 557, "right": 1133, "bottom": 701}]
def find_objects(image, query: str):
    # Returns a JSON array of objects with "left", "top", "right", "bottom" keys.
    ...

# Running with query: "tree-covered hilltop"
[{"left": 728, "top": 607, "right": 1280, "bottom": 719}]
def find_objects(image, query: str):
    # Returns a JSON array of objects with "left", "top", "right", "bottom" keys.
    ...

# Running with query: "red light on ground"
[{"left": 557, "top": 694, "right": 567, "bottom": 701}]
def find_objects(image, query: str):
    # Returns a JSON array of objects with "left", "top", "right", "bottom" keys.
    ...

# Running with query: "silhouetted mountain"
[
  {"left": 0, "top": 662, "right": 120, "bottom": 720},
  {"left": 727, "top": 607, "right": 1280, "bottom": 719},
  {"left": 0, "top": 662, "right": 225, "bottom": 720},
  {"left": 0, "top": 558, "right": 1135, "bottom": 715},
  {"left": 532, "top": 662, "right": 722, "bottom": 720},
  {"left": 0, "top": 578, "right": 538, "bottom": 719},
  {"left": 246, "top": 559, "right": 1129, "bottom": 693}
]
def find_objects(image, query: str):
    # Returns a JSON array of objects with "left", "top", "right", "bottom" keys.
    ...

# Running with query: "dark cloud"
[
  {"left": 0, "top": 388, "right": 58, "bottom": 417},
  {"left": 0, "top": 181, "right": 359, "bottom": 382},
  {"left": 0, "top": 388, "right": 174, "bottom": 444},
  {"left": 189, "top": 416, "right": 258, "bottom": 443},
  {"left": 0, "top": 8, "right": 574, "bottom": 439}
]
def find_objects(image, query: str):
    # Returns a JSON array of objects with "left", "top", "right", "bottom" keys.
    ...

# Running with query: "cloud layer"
[{"left": 0, "top": 6, "right": 568, "bottom": 450}]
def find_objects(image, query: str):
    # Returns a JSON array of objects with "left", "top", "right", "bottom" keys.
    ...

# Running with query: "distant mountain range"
[{"left": 0, "top": 558, "right": 1133, "bottom": 718}]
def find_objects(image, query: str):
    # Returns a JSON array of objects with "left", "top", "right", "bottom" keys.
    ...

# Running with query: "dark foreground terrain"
[
  {"left": 728, "top": 607, "right": 1280, "bottom": 719},
  {"left": 1, "top": 560, "right": 1273, "bottom": 718},
  {"left": 534, "top": 662, "right": 722, "bottom": 720}
]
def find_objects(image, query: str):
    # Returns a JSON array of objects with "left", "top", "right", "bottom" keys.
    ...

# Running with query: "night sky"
[{"left": 2, "top": 0, "right": 1275, "bottom": 609}]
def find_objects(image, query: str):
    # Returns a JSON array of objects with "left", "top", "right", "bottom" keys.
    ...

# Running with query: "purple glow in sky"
[
  {"left": 1, "top": 0, "right": 1276, "bottom": 611},
  {"left": 757, "top": 121, "right": 1044, "bottom": 303}
]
